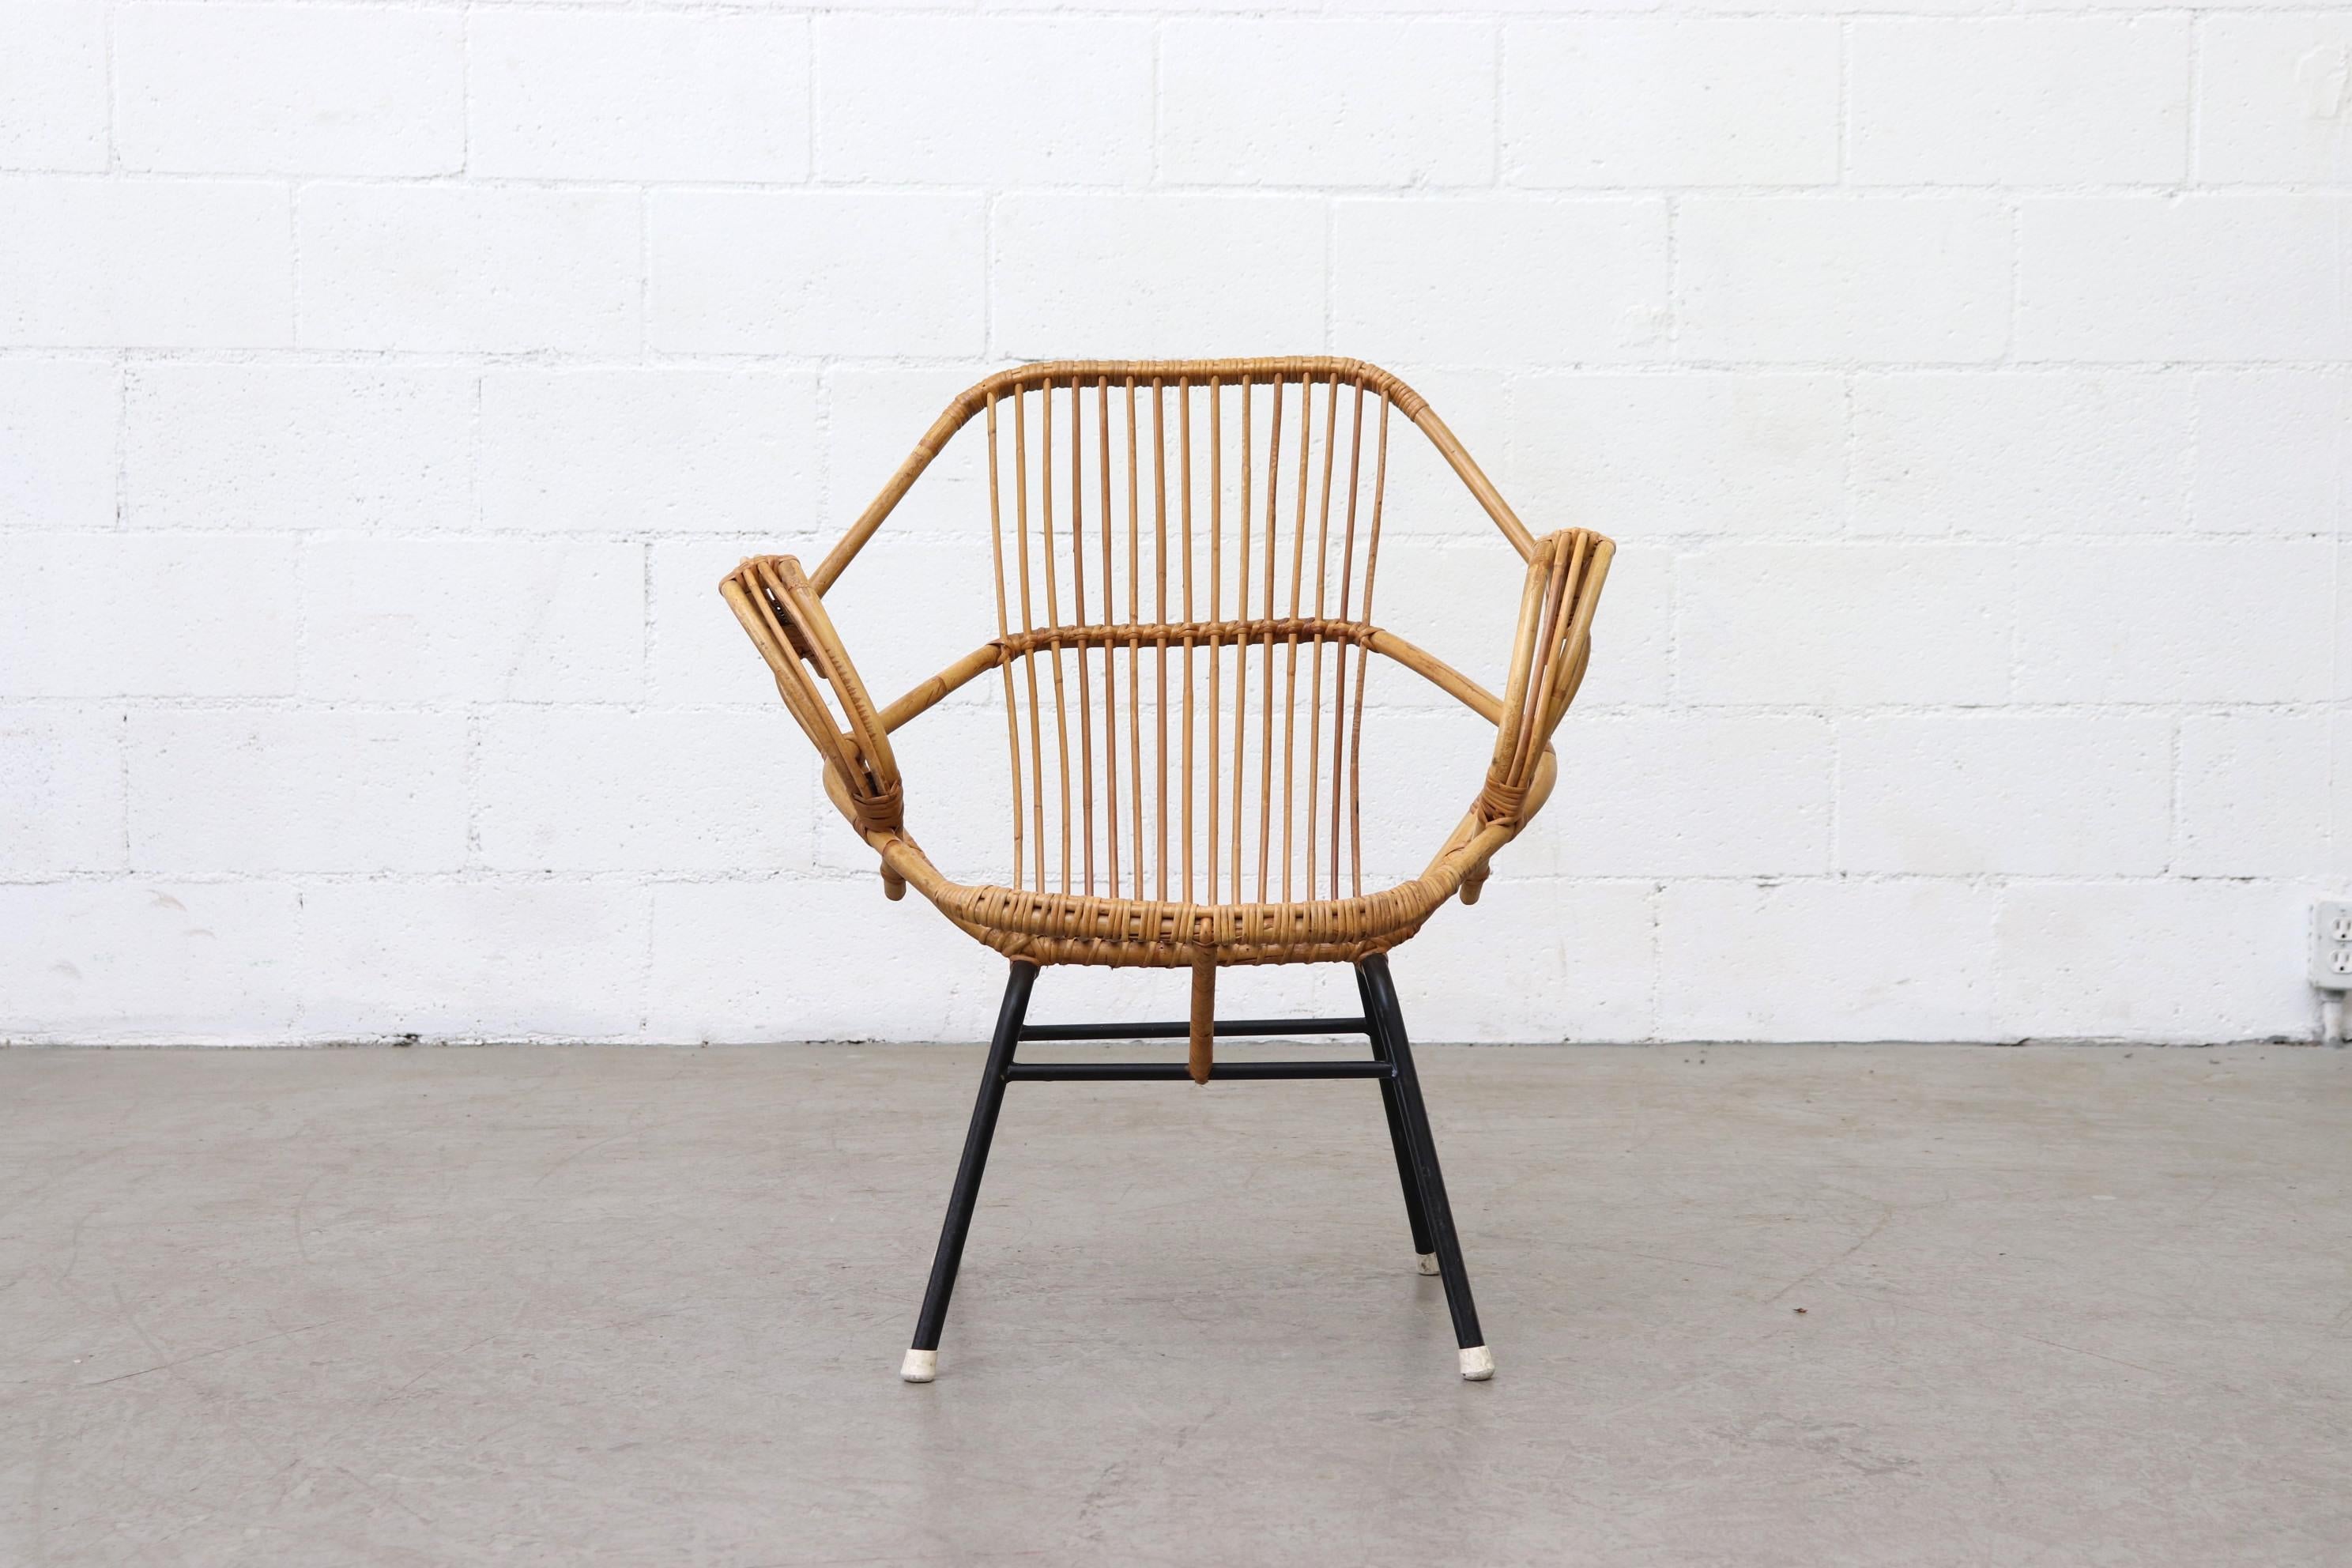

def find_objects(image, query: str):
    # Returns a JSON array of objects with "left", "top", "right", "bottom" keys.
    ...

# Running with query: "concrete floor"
[{"left": 2, "top": 1042, "right": 2347, "bottom": 1566}]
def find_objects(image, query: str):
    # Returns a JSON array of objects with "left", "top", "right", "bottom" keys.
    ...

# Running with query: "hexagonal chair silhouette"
[{"left": 722, "top": 358, "right": 1613, "bottom": 1384}]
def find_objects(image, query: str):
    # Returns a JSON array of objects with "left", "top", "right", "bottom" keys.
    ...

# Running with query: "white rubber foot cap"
[
  {"left": 900, "top": 1349, "right": 937, "bottom": 1383},
  {"left": 1459, "top": 1345, "right": 1495, "bottom": 1381},
  {"left": 1417, "top": 1252, "right": 1442, "bottom": 1276}
]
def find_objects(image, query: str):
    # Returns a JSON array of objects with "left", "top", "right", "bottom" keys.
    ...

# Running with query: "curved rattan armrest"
[
  {"left": 721, "top": 555, "right": 909, "bottom": 894},
  {"left": 1446, "top": 529, "right": 1611, "bottom": 903},
  {"left": 1485, "top": 530, "right": 1611, "bottom": 816}
]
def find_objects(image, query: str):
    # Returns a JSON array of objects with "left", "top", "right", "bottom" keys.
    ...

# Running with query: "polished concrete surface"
[{"left": 3, "top": 1040, "right": 2347, "bottom": 1566}]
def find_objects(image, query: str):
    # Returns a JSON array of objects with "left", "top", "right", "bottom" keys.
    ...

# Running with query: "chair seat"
[{"left": 916, "top": 854, "right": 1485, "bottom": 969}]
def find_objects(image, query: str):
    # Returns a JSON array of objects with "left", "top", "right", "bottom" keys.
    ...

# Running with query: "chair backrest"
[{"left": 805, "top": 358, "right": 1544, "bottom": 913}]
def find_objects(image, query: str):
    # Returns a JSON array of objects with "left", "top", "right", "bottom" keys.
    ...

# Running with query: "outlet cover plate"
[{"left": 2315, "top": 901, "right": 2352, "bottom": 989}]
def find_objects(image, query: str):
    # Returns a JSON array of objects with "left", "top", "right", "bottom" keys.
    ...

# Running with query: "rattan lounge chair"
[{"left": 722, "top": 357, "right": 1613, "bottom": 1383}]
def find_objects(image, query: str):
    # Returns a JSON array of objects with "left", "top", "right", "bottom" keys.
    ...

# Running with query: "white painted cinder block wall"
[{"left": 2, "top": 1, "right": 2346, "bottom": 1045}]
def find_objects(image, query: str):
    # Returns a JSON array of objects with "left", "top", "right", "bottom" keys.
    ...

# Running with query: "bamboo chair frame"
[{"left": 722, "top": 357, "right": 1613, "bottom": 1383}]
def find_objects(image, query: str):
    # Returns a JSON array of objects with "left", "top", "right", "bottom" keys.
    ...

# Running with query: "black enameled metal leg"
[
  {"left": 906, "top": 960, "right": 1036, "bottom": 1370},
  {"left": 1359, "top": 953, "right": 1488, "bottom": 1370},
  {"left": 1357, "top": 962, "right": 1435, "bottom": 1261}
]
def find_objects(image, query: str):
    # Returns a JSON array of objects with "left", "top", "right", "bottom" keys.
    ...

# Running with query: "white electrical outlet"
[{"left": 2314, "top": 901, "right": 2352, "bottom": 990}]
